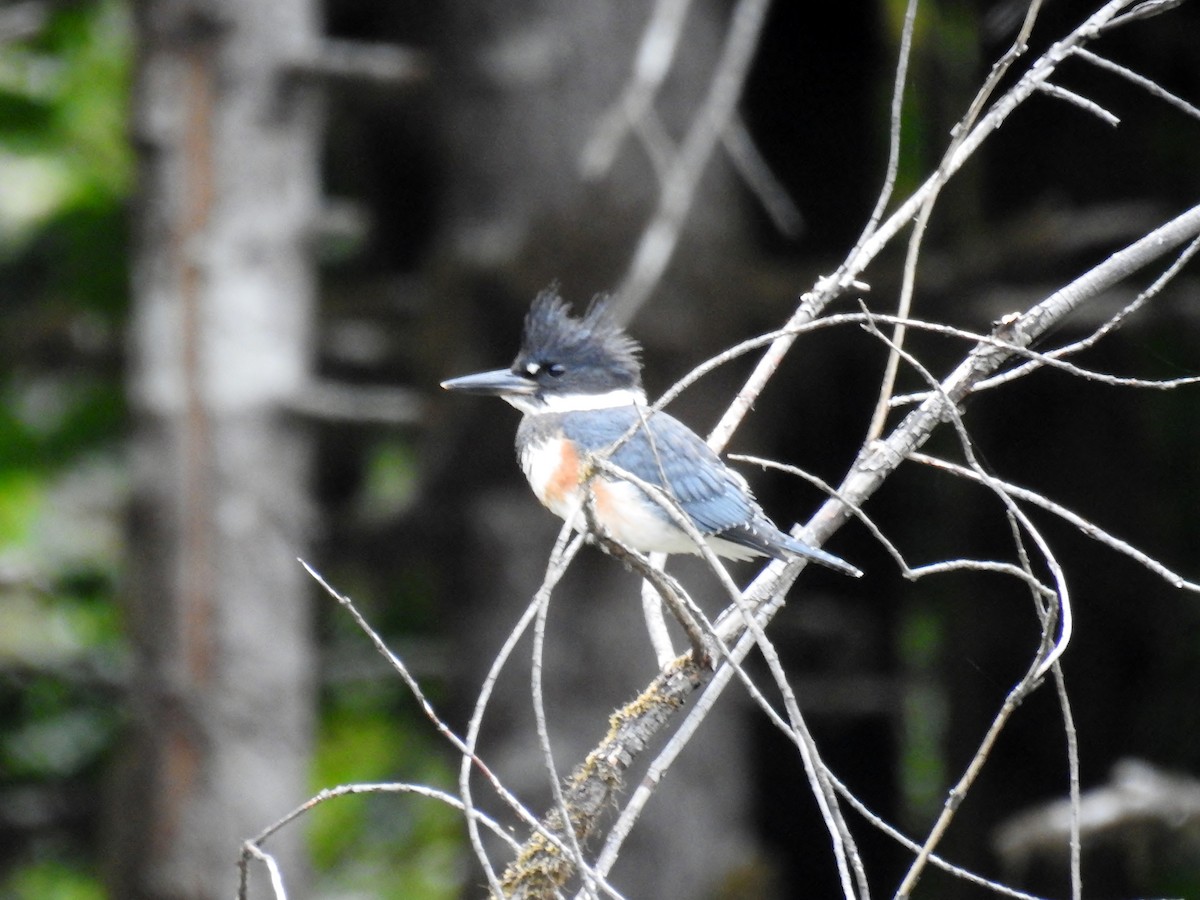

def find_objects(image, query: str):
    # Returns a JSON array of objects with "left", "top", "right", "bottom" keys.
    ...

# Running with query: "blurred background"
[{"left": 2, "top": 0, "right": 1199, "bottom": 897}]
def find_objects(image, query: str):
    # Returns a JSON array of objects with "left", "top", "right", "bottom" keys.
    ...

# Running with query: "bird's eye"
[{"left": 546, "top": 363, "right": 566, "bottom": 377}]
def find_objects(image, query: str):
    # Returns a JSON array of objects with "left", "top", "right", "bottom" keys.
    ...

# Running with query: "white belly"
[{"left": 520, "top": 438, "right": 758, "bottom": 560}]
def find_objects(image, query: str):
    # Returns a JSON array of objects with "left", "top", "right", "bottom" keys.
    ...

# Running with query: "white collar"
[{"left": 504, "top": 387, "right": 646, "bottom": 416}]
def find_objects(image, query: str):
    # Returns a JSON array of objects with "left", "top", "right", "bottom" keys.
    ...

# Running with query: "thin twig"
[
  {"left": 467, "top": 528, "right": 592, "bottom": 897},
  {"left": 862, "top": 0, "right": 922, "bottom": 443},
  {"left": 864, "top": 184, "right": 931, "bottom": 442},
  {"left": 1036, "top": 81, "right": 1121, "bottom": 125},
  {"left": 300, "top": 557, "right": 621, "bottom": 900},
  {"left": 1008, "top": 523, "right": 1081, "bottom": 900},
  {"left": 241, "top": 843, "right": 287, "bottom": 900},
  {"left": 853, "top": 320, "right": 1072, "bottom": 897},
  {"left": 1102, "top": 0, "right": 1187, "bottom": 31},
  {"left": 910, "top": 452, "right": 1200, "bottom": 592},
  {"left": 850, "top": 0, "right": 920, "bottom": 255},
  {"left": 866, "top": 0, "right": 1050, "bottom": 441},
  {"left": 502, "top": 6, "right": 1198, "bottom": 896},
  {"left": 640, "top": 552, "right": 677, "bottom": 666},
  {"left": 894, "top": 630, "right": 1060, "bottom": 899},
  {"left": 857, "top": 309, "right": 1073, "bottom": 677},
  {"left": 827, "top": 769, "right": 1053, "bottom": 900},
  {"left": 968, "top": 232, "right": 1200, "bottom": 393},
  {"left": 1053, "top": 662, "right": 1083, "bottom": 900},
  {"left": 580, "top": 0, "right": 693, "bottom": 178},
  {"left": 709, "top": 0, "right": 1131, "bottom": 451},
  {"left": 238, "top": 780, "right": 526, "bottom": 899},
  {"left": 612, "top": 0, "right": 772, "bottom": 321},
  {"left": 722, "top": 113, "right": 804, "bottom": 237},
  {"left": 796, "top": 198, "right": 1200, "bottom": 570},
  {"left": 530, "top": 538, "right": 600, "bottom": 898},
  {"left": 727, "top": 453, "right": 1059, "bottom": 600}
]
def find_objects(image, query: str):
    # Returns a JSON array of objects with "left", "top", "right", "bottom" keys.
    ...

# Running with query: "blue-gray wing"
[
  {"left": 558, "top": 406, "right": 864, "bottom": 575},
  {"left": 563, "top": 407, "right": 759, "bottom": 536}
]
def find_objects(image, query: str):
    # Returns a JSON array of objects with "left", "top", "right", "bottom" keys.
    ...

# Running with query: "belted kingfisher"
[{"left": 441, "top": 290, "right": 861, "bottom": 577}]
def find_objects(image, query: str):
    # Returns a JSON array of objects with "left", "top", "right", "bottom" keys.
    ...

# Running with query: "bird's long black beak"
[{"left": 440, "top": 368, "right": 537, "bottom": 397}]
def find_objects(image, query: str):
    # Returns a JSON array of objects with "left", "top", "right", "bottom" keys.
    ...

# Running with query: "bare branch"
[
  {"left": 611, "top": 0, "right": 772, "bottom": 321},
  {"left": 710, "top": 0, "right": 1140, "bottom": 450},
  {"left": 461, "top": 529, "right": 589, "bottom": 896},
  {"left": 238, "top": 781, "right": 525, "bottom": 900},
  {"left": 856, "top": 309, "right": 1072, "bottom": 673},
  {"left": 1007, "top": 524, "right": 1082, "bottom": 899},
  {"left": 721, "top": 113, "right": 804, "bottom": 237},
  {"left": 239, "top": 843, "right": 287, "bottom": 900},
  {"left": 591, "top": 192, "right": 1200, "bottom": 891},
  {"left": 1073, "top": 46, "right": 1200, "bottom": 122},
  {"left": 1102, "top": 0, "right": 1188, "bottom": 31},
  {"left": 966, "top": 231, "right": 1200, "bottom": 393},
  {"left": 894, "top": 650, "right": 1059, "bottom": 899},
  {"left": 796, "top": 199, "right": 1200, "bottom": 570},
  {"left": 851, "top": 323, "right": 1074, "bottom": 898},
  {"left": 1052, "top": 663, "right": 1083, "bottom": 900},
  {"left": 580, "top": 0, "right": 693, "bottom": 179},
  {"left": 953, "top": 0, "right": 1047, "bottom": 142},
  {"left": 499, "top": 655, "right": 713, "bottom": 898},
  {"left": 725, "top": 453, "right": 912, "bottom": 582},
  {"left": 910, "top": 453, "right": 1200, "bottom": 592},
  {"left": 852, "top": 0, "right": 920, "bottom": 253},
  {"left": 303, "top": 560, "right": 553, "bottom": 894},
  {"left": 1036, "top": 82, "right": 1121, "bottom": 125},
  {"left": 529, "top": 536, "right": 601, "bottom": 899},
  {"left": 640, "top": 552, "right": 677, "bottom": 667},
  {"left": 864, "top": 185, "right": 931, "bottom": 442},
  {"left": 825, "top": 770, "right": 1053, "bottom": 900}
]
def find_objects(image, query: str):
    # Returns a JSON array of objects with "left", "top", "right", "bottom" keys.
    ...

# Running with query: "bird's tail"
[
  {"left": 729, "top": 522, "right": 862, "bottom": 577},
  {"left": 778, "top": 535, "right": 863, "bottom": 578}
]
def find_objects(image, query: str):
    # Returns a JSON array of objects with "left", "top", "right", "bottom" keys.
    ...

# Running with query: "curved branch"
[{"left": 497, "top": 198, "right": 1200, "bottom": 897}]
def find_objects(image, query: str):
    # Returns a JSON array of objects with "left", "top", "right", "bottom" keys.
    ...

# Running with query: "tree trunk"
[{"left": 111, "top": 1, "right": 320, "bottom": 896}]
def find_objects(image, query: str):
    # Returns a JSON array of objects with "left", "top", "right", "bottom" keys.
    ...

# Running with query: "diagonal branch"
[
  {"left": 496, "top": 199, "right": 1200, "bottom": 898},
  {"left": 498, "top": 655, "right": 712, "bottom": 899},
  {"left": 709, "top": 0, "right": 1140, "bottom": 450},
  {"left": 493, "top": 5, "right": 1199, "bottom": 895}
]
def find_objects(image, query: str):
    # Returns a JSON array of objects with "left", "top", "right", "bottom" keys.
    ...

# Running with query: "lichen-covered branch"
[{"left": 499, "top": 655, "right": 710, "bottom": 898}]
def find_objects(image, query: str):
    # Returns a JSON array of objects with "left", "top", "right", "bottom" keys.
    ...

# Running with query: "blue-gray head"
[{"left": 441, "top": 289, "right": 644, "bottom": 413}]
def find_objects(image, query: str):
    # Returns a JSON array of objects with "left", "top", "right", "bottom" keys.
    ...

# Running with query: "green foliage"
[
  {"left": 360, "top": 438, "right": 422, "bottom": 522},
  {"left": 0, "top": 381, "right": 124, "bottom": 471},
  {"left": 309, "top": 686, "right": 464, "bottom": 898},
  {"left": 0, "top": 0, "right": 131, "bottom": 251},
  {"left": 0, "top": 2, "right": 132, "bottom": 897},
  {"left": 881, "top": 0, "right": 983, "bottom": 219},
  {"left": 0, "top": 859, "right": 106, "bottom": 900},
  {"left": 899, "top": 604, "right": 947, "bottom": 826}
]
